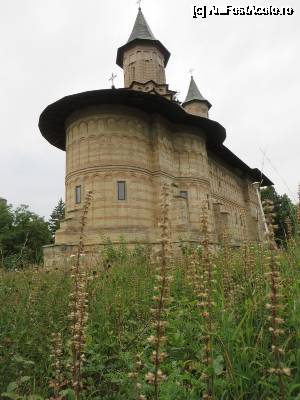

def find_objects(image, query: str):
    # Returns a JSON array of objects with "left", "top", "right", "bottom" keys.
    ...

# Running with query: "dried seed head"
[
  {"left": 128, "top": 372, "right": 138, "bottom": 379},
  {"left": 145, "top": 371, "right": 155, "bottom": 384},
  {"left": 147, "top": 335, "right": 157, "bottom": 345}
]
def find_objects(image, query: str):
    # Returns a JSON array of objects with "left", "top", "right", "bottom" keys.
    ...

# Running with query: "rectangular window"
[
  {"left": 207, "top": 194, "right": 210, "bottom": 210},
  {"left": 117, "top": 181, "right": 126, "bottom": 201},
  {"left": 180, "top": 191, "right": 188, "bottom": 199},
  {"left": 75, "top": 186, "right": 81, "bottom": 204}
]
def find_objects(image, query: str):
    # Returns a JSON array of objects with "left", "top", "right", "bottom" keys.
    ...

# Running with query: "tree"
[
  {"left": 0, "top": 202, "right": 14, "bottom": 264},
  {"left": 49, "top": 198, "right": 65, "bottom": 239},
  {"left": 0, "top": 203, "right": 52, "bottom": 268},
  {"left": 261, "top": 187, "right": 297, "bottom": 244}
]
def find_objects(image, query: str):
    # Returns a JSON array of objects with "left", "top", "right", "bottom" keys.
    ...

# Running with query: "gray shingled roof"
[
  {"left": 116, "top": 8, "right": 171, "bottom": 68},
  {"left": 127, "top": 8, "right": 156, "bottom": 43},
  {"left": 183, "top": 76, "right": 211, "bottom": 108}
]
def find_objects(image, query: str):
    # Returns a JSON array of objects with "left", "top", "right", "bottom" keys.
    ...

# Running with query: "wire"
[
  {"left": 259, "top": 148, "right": 297, "bottom": 203},
  {"left": 259, "top": 146, "right": 268, "bottom": 188}
]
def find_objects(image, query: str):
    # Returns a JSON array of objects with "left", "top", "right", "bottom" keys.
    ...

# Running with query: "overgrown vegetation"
[
  {"left": 0, "top": 240, "right": 299, "bottom": 399},
  {"left": 261, "top": 186, "right": 298, "bottom": 244},
  {"left": 0, "top": 187, "right": 299, "bottom": 399}
]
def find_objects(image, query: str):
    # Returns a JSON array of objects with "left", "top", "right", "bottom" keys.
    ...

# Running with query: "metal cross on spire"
[
  {"left": 136, "top": 0, "right": 142, "bottom": 9},
  {"left": 188, "top": 68, "right": 194, "bottom": 77},
  {"left": 109, "top": 73, "right": 117, "bottom": 88}
]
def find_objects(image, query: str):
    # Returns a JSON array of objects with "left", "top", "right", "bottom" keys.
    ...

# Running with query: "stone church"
[{"left": 39, "top": 7, "right": 272, "bottom": 265}]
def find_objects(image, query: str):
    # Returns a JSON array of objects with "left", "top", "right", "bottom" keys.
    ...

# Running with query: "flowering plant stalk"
[
  {"left": 220, "top": 230, "right": 233, "bottom": 300},
  {"left": 144, "top": 184, "right": 172, "bottom": 400},
  {"left": 68, "top": 191, "right": 93, "bottom": 400},
  {"left": 263, "top": 199, "right": 290, "bottom": 400},
  {"left": 49, "top": 332, "right": 65, "bottom": 399},
  {"left": 199, "top": 206, "right": 214, "bottom": 400}
]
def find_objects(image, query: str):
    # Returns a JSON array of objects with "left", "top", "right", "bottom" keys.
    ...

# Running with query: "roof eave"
[
  {"left": 207, "top": 143, "right": 273, "bottom": 186},
  {"left": 39, "top": 88, "right": 272, "bottom": 185},
  {"left": 39, "top": 88, "right": 226, "bottom": 151},
  {"left": 252, "top": 168, "right": 274, "bottom": 186}
]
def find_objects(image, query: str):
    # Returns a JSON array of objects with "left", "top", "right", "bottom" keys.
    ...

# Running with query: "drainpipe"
[{"left": 253, "top": 182, "right": 269, "bottom": 237}]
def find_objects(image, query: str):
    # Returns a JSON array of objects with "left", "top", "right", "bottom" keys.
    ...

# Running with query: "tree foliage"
[
  {"left": 48, "top": 198, "right": 65, "bottom": 239},
  {"left": 0, "top": 202, "right": 51, "bottom": 269},
  {"left": 261, "top": 186, "right": 297, "bottom": 244}
]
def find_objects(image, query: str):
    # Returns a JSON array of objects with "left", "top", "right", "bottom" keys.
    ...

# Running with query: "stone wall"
[
  {"left": 45, "top": 104, "right": 265, "bottom": 266},
  {"left": 208, "top": 154, "right": 263, "bottom": 244},
  {"left": 183, "top": 102, "right": 209, "bottom": 118},
  {"left": 123, "top": 44, "right": 166, "bottom": 87}
]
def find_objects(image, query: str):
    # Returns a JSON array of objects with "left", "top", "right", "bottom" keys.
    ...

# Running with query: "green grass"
[{"left": 0, "top": 243, "right": 300, "bottom": 399}]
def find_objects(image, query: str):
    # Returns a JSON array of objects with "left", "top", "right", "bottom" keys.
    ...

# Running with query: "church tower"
[
  {"left": 182, "top": 75, "right": 211, "bottom": 118},
  {"left": 39, "top": 6, "right": 272, "bottom": 267},
  {"left": 116, "top": 7, "right": 176, "bottom": 100}
]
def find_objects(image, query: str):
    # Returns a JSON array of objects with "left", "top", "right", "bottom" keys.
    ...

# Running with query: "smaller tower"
[
  {"left": 117, "top": 7, "right": 170, "bottom": 87},
  {"left": 116, "top": 7, "right": 176, "bottom": 100},
  {"left": 182, "top": 75, "right": 211, "bottom": 118}
]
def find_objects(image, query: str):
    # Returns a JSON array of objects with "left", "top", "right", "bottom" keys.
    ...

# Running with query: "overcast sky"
[{"left": 1, "top": 0, "right": 299, "bottom": 218}]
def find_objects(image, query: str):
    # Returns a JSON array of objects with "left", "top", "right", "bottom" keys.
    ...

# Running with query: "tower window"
[
  {"left": 75, "top": 186, "right": 81, "bottom": 204},
  {"left": 117, "top": 181, "right": 126, "bottom": 201},
  {"left": 207, "top": 194, "right": 210, "bottom": 210},
  {"left": 180, "top": 191, "right": 188, "bottom": 199}
]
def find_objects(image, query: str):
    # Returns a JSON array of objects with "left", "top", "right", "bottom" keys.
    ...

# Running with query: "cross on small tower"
[
  {"left": 136, "top": 0, "right": 142, "bottom": 9},
  {"left": 188, "top": 68, "right": 194, "bottom": 77},
  {"left": 109, "top": 73, "right": 117, "bottom": 88}
]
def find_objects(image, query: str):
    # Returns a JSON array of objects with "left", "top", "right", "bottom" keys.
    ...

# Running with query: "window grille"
[
  {"left": 75, "top": 186, "right": 81, "bottom": 204},
  {"left": 117, "top": 181, "right": 126, "bottom": 201}
]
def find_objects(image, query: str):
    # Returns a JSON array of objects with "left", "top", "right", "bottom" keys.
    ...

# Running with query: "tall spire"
[
  {"left": 116, "top": 8, "right": 170, "bottom": 68},
  {"left": 183, "top": 76, "right": 211, "bottom": 118},
  {"left": 183, "top": 76, "right": 211, "bottom": 107},
  {"left": 127, "top": 8, "right": 156, "bottom": 43}
]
